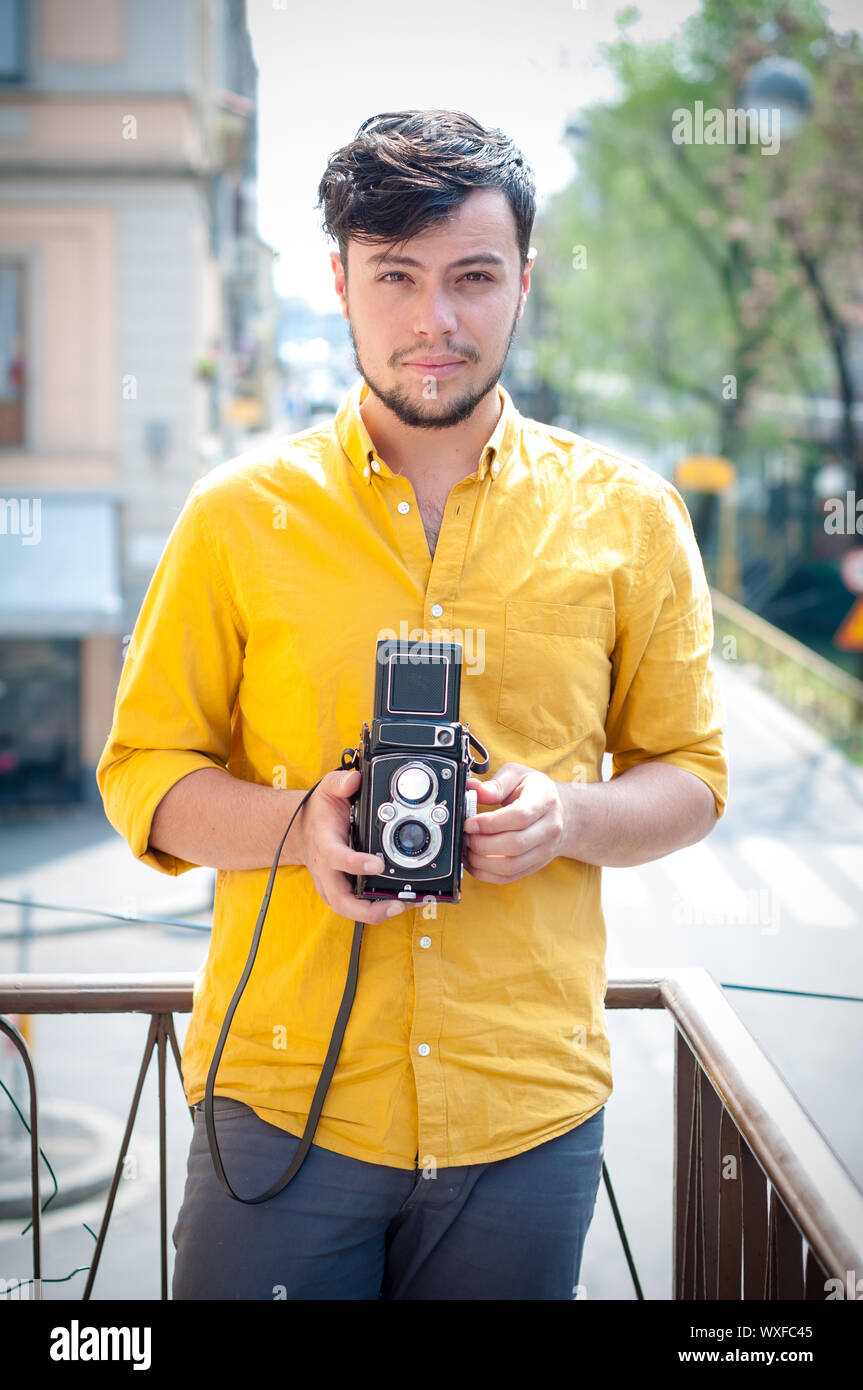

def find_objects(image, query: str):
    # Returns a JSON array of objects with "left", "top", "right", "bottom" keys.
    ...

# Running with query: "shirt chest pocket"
[{"left": 496, "top": 600, "right": 615, "bottom": 750}]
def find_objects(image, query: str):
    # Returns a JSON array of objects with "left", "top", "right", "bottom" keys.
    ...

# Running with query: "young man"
[{"left": 97, "top": 109, "right": 728, "bottom": 1300}]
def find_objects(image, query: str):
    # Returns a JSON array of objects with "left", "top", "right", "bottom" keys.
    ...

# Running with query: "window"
[
  {"left": 0, "top": 640, "right": 82, "bottom": 806},
  {"left": 0, "top": 263, "right": 25, "bottom": 448},
  {"left": 0, "top": 0, "right": 26, "bottom": 83}
]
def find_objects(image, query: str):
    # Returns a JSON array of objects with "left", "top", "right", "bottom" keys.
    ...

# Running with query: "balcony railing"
[
  {"left": 710, "top": 587, "right": 863, "bottom": 762},
  {"left": 2, "top": 965, "right": 861, "bottom": 1300}
]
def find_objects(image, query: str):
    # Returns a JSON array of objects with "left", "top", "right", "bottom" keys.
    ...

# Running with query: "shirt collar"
[{"left": 334, "top": 376, "right": 520, "bottom": 485}]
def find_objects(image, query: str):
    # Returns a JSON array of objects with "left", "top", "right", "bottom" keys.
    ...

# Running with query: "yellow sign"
[
  {"left": 675, "top": 455, "right": 737, "bottom": 493},
  {"left": 834, "top": 597, "right": 863, "bottom": 652},
  {"left": 226, "top": 397, "right": 262, "bottom": 426}
]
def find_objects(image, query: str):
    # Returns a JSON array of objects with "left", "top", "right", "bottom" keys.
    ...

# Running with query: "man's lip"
[{"left": 403, "top": 360, "right": 465, "bottom": 371}]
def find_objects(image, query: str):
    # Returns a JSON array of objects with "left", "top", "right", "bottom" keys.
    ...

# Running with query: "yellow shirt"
[{"left": 97, "top": 378, "right": 728, "bottom": 1170}]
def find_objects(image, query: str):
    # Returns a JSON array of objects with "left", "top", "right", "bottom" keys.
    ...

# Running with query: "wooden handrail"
[
  {"left": 711, "top": 587, "right": 863, "bottom": 699},
  {"left": 2, "top": 967, "right": 861, "bottom": 1292}
]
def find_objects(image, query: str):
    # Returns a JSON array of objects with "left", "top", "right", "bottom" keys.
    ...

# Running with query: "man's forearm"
[
  {"left": 559, "top": 762, "right": 718, "bottom": 868},
  {"left": 148, "top": 767, "right": 308, "bottom": 871}
]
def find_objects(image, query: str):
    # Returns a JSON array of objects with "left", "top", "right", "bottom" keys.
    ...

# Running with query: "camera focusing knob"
[{"left": 464, "top": 790, "right": 478, "bottom": 821}]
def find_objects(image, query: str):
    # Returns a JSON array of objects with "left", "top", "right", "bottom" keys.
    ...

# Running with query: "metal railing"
[
  {"left": 2, "top": 966, "right": 861, "bottom": 1300},
  {"left": 711, "top": 588, "right": 863, "bottom": 762}
]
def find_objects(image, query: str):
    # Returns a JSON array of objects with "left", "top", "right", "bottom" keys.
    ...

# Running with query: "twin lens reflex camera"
[{"left": 342, "top": 639, "right": 489, "bottom": 905}]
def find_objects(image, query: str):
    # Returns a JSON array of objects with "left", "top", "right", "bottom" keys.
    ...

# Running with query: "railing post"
[
  {"left": 673, "top": 1027, "right": 696, "bottom": 1298},
  {"left": 717, "top": 1106, "right": 743, "bottom": 1298},
  {"left": 157, "top": 1014, "right": 169, "bottom": 1301},
  {"left": 699, "top": 1069, "right": 722, "bottom": 1296},
  {"left": 82, "top": 1015, "right": 160, "bottom": 1301},
  {"left": 12, "top": 891, "right": 33, "bottom": 1110}
]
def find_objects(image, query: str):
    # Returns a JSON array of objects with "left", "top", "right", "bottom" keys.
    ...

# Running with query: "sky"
[{"left": 246, "top": 0, "right": 860, "bottom": 314}]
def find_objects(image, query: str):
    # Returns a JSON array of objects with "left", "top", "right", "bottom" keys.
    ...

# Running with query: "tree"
[{"left": 532, "top": 0, "right": 863, "bottom": 522}]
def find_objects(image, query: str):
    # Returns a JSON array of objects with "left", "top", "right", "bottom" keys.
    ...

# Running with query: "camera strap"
[
  {"left": 467, "top": 731, "right": 490, "bottom": 774},
  {"left": 205, "top": 733, "right": 491, "bottom": 1206},
  {"left": 203, "top": 770, "right": 369, "bottom": 1205}
]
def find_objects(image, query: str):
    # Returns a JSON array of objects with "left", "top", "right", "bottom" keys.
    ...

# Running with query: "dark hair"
[{"left": 316, "top": 109, "right": 535, "bottom": 281}]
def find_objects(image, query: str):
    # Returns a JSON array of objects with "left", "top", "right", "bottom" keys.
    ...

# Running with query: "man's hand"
[
  {"left": 463, "top": 760, "right": 720, "bottom": 872},
  {"left": 297, "top": 769, "right": 408, "bottom": 922},
  {"left": 462, "top": 763, "right": 570, "bottom": 885}
]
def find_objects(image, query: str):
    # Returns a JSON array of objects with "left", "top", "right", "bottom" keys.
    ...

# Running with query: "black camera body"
[{"left": 345, "top": 639, "right": 486, "bottom": 905}]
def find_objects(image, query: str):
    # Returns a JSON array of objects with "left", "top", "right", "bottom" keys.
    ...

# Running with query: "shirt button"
[
  {"left": 371, "top": 460, "right": 381, "bottom": 473},
  {"left": 491, "top": 462, "right": 499, "bottom": 476},
  {"left": 419, "top": 936, "right": 432, "bottom": 949},
  {"left": 430, "top": 603, "right": 443, "bottom": 618},
  {"left": 417, "top": 1043, "right": 430, "bottom": 1057},
  {"left": 363, "top": 466, "right": 370, "bottom": 478},
  {"left": 397, "top": 501, "right": 410, "bottom": 514}
]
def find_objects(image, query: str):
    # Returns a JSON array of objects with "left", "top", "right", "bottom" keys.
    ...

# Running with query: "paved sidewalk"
[{"left": 0, "top": 803, "right": 215, "bottom": 936}]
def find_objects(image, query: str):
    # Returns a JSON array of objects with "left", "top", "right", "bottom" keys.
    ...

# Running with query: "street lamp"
[
  {"left": 740, "top": 56, "right": 814, "bottom": 139},
  {"left": 562, "top": 116, "right": 589, "bottom": 162},
  {"left": 738, "top": 56, "right": 815, "bottom": 600}
]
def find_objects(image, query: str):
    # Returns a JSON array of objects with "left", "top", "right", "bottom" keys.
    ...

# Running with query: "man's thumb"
[
  {"left": 474, "top": 766, "right": 520, "bottom": 802},
  {"left": 333, "top": 767, "right": 361, "bottom": 795}
]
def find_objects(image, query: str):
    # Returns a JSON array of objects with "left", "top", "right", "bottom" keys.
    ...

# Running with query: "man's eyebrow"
[{"left": 367, "top": 251, "right": 507, "bottom": 271}]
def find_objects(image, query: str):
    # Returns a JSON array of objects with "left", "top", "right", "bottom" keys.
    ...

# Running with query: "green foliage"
[{"left": 532, "top": 0, "right": 862, "bottom": 474}]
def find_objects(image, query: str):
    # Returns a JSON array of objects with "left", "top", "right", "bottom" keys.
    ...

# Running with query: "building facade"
[{"left": 0, "top": 0, "right": 274, "bottom": 807}]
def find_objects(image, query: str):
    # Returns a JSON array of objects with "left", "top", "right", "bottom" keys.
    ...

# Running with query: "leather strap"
[
  {"left": 203, "top": 776, "right": 362, "bottom": 1205},
  {"left": 205, "top": 727, "right": 485, "bottom": 1205}
]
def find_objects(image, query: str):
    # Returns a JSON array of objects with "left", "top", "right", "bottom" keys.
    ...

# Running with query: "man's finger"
[
  {"left": 325, "top": 874, "right": 407, "bottom": 923},
  {"left": 466, "top": 844, "right": 547, "bottom": 883},
  {"left": 475, "top": 767, "right": 522, "bottom": 800},
  {"left": 466, "top": 820, "right": 547, "bottom": 858},
  {"left": 323, "top": 840, "right": 385, "bottom": 876},
  {"left": 467, "top": 763, "right": 528, "bottom": 810},
  {"left": 464, "top": 798, "right": 540, "bottom": 836}
]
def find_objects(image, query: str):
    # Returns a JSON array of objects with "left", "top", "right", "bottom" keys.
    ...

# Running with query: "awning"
[{"left": 0, "top": 494, "right": 123, "bottom": 636}]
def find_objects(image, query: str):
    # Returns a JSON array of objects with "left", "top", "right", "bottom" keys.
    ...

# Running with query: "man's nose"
[{"left": 411, "top": 283, "right": 458, "bottom": 338}]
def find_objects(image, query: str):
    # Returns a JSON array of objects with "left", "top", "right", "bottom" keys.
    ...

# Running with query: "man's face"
[{"left": 330, "top": 187, "right": 534, "bottom": 430}]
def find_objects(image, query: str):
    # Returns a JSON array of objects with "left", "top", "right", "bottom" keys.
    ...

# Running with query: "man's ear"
[
  {"left": 517, "top": 246, "right": 536, "bottom": 319},
  {"left": 331, "top": 250, "right": 349, "bottom": 319}
]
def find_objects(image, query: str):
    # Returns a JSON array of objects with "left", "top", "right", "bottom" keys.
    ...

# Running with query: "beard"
[{"left": 347, "top": 304, "right": 521, "bottom": 431}]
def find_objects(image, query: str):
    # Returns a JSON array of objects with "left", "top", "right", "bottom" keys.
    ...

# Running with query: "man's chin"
[
  {"left": 389, "top": 401, "right": 479, "bottom": 430},
  {"left": 368, "top": 380, "right": 494, "bottom": 430}
]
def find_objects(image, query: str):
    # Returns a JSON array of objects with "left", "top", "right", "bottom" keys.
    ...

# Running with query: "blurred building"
[{"left": 0, "top": 0, "right": 276, "bottom": 808}]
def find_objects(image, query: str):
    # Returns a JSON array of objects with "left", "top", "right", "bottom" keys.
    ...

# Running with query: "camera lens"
[{"left": 393, "top": 820, "right": 431, "bottom": 857}]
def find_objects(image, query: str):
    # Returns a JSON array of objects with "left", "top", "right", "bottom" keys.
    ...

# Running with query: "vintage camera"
[{"left": 342, "top": 639, "right": 489, "bottom": 905}]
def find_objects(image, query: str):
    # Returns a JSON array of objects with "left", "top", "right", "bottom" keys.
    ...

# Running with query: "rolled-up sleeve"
[
  {"left": 96, "top": 482, "right": 246, "bottom": 874},
  {"left": 605, "top": 481, "right": 729, "bottom": 818}
]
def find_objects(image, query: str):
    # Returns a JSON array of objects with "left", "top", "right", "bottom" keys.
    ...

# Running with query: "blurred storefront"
[{"left": 0, "top": 0, "right": 276, "bottom": 808}]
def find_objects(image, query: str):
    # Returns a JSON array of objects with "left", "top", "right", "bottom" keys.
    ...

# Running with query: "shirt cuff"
[
  {"left": 624, "top": 749, "right": 729, "bottom": 820},
  {"left": 101, "top": 749, "right": 225, "bottom": 876}
]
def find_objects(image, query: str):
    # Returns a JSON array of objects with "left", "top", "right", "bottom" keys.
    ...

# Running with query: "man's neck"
[{"left": 359, "top": 385, "right": 502, "bottom": 488}]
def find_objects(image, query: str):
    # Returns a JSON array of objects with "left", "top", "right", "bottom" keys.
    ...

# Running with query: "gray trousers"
[{"left": 172, "top": 1096, "right": 605, "bottom": 1300}]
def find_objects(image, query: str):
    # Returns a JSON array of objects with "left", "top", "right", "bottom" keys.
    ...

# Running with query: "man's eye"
[{"left": 378, "top": 271, "right": 492, "bottom": 284}]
